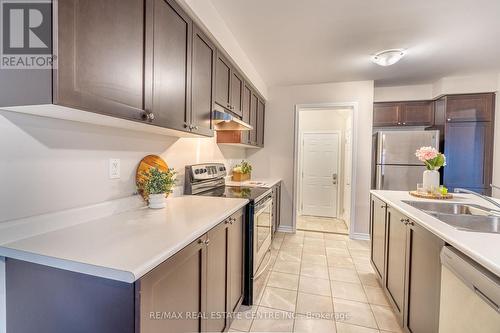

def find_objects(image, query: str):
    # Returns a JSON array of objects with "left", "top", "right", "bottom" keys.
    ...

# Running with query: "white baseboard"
[
  {"left": 277, "top": 225, "right": 294, "bottom": 233},
  {"left": 350, "top": 232, "right": 370, "bottom": 240}
]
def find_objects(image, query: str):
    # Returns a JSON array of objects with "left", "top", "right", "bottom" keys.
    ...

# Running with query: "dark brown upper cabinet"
[
  {"left": 55, "top": 0, "right": 147, "bottom": 122},
  {"left": 400, "top": 101, "right": 434, "bottom": 126},
  {"left": 445, "top": 93, "right": 494, "bottom": 122},
  {"left": 215, "top": 54, "right": 232, "bottom": 111},
  {"left": 257, "top": 98, "right": 265, "bottom": 147},
  {"left": 231, "top": 71, "right": 244, "bottom": 117},
  {"left": 373, "top": 103, "right": 401, "bottom": 126},
  {"left": 146, "top": 0, "right": 192, "bottom": 132},
  {"left": 191, "top": 25, "right": 216, "bottom": 136},
  {"left": 249, "top": 92, "right": 259, "bottom": 145},
  {"left": 241, "top": 84, "right": 252, "bottom": 145},
  {"left": 373, "top": 101, "right": 434, "bottom": 127}
]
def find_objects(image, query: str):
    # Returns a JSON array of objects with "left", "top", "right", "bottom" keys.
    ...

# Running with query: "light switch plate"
[{"left": 109, "top": 158, "right": 120, "bottom": 179}]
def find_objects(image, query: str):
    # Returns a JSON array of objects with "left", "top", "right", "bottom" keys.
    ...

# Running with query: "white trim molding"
[
  {"left": 277, "top": 225, "right": 294, "bottom": 233},
  {"left": 350, "top": 233, "right": 370, "bottom": 241}
]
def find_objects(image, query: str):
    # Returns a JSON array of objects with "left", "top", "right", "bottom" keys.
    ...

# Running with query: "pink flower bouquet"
[{"left": 415, "top": 146, "right": 446, "bottom": 170}]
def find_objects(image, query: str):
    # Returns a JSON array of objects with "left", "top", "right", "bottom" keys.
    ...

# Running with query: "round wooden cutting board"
[{"left": 136, "top": 155, "right": 169, "bottom": 199}]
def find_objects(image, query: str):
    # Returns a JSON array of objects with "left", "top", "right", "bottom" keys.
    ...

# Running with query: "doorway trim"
[
  {"left": 298, "top": 130, "right": 342, "bottom": 219},
  {"left": 293, "top": 102, "right": 359, "bottom": 238}
]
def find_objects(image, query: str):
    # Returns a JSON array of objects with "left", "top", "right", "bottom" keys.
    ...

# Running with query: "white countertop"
[
  {"left": 0, "top": 196, "right": 248, "bottom": 283},
  {"left": 371, "top": 190, "right": 500, "bottom": 277},
  {"left": 225, "top": 177, "right": 281, "bottom": 188}
]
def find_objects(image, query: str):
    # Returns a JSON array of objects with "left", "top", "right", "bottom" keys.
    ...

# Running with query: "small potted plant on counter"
[
  {"left": 415, "top": 146, "right": 446, "bottom": 192},
  {"left": 232, "top": 160, "right": 252, "bottom": 182},
  {"left": 140, "top": 167, "right": 176, "bottom": 209}
]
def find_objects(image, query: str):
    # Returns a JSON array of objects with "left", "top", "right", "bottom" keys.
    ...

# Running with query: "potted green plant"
[
  {"left": 140, "top": 167, "right": 176, "bottom": 209},
  {"left": 232, "top": 160, "right": 252, "bottom": 182}
]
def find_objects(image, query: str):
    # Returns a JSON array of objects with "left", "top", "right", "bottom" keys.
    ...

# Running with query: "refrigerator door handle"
[{"left": 376, "top": 165, "right": 384, "bottom": 190}]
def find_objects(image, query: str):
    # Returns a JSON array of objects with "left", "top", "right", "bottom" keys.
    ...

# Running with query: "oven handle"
[
  {"left": 254, "top": 249, "right": 272, "bottom": 280},
  {"left": 254, "top": 195, "right": 273, "bottom": 213}
]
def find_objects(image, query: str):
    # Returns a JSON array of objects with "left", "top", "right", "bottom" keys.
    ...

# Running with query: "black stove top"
[{"left": 198, "top": 185, "right": 270, "bottom": 202}]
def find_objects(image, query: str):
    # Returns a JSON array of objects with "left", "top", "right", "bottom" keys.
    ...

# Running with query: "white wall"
[
  {"left": 0, "top": 110, "right": 246, "bottom": 223},
  {"left": 247, "top": 81, "right": 374, "bottom": 237},
  {"left": 178, "top": 0, "right": 268, "bottom": 98},
  {"left": 374, "top": 84, "right": 433, "bottom": 102},
  {"left": 297, "top": 109, "right": 348, "bottom": 218}
]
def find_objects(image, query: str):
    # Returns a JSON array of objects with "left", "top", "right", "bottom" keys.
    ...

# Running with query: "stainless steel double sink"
[{"left": 402, "top": 201, "right": 500, "bottom": 234}]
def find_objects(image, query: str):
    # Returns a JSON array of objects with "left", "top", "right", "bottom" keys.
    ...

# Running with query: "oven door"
[{"left": 253, "top": 194, "right": 273, "bottom": 274}]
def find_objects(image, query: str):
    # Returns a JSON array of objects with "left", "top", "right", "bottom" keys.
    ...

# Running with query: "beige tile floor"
[
  {"left": 296, "top": 215, "right": 349, "bottom": 234},
  {"left": 230, "top": 231, "right": 402, "bottom": 333}
]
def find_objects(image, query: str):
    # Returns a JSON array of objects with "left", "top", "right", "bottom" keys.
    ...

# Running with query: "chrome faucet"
[{"left": 454, "top": 187, "right": 500, "bottom": 212}]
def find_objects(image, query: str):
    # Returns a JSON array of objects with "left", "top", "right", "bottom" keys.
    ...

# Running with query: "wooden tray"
[
  {"left": 136, "top": 155, "right": 169, "bottom": 199},
  {"left": 409, "top": 191, "right": 453, "bottom": 200}
]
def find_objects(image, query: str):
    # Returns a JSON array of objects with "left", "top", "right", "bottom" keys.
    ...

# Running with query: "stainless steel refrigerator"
[{"left": 372, "top": 130, "right": 439, "bottom": 190}]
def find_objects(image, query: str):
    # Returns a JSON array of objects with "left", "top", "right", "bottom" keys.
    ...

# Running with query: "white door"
[{"left": 301, "top": 132, "right": 340, "bottom": 217}]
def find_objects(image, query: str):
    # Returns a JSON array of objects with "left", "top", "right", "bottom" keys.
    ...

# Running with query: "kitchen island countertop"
[
  {"left": 0, "top": 195, "right": 248, "bottom": 283},
  {"left": 371, "top": 190, "right": 500, "bottom": 277}
]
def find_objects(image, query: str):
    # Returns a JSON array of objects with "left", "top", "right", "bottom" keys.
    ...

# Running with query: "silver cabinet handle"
[{"left": 204, "top": 239, "right": 210, "bottom": 246}]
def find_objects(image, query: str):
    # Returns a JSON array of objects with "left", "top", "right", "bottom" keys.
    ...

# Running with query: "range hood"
[{"left": 213, "top": 109, "right": 253, "bottom": 131}]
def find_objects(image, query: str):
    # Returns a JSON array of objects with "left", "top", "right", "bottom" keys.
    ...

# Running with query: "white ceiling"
[{"left": 209, "top": 0, "right": 500, "bottom": 87}]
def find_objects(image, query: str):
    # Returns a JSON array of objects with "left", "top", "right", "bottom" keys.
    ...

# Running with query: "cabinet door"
[
  {"left": 443, "top": 121, "right": 493, "bottom": 193},
  {"left": 249, "top": 93, "right": 259, "bottom": 145},
  {"left": 55, "top": 0, "right": 146, "bottom": 121},
  {"left": 404, "top": 221, "right": 443, "bottom": 333},
  {"left": 370, "top": 196, "right": 386, "bottom": 280},
  {"left": 231, "top": 71, "right": 244, "bottom": 117},
  {"left": 206, "top": 221, "right": 229, "bottom": 332},
  {"left": 191, "top": 25, "right": 215, "bottom": 136},
  {"left": 148, "top": 0, "right": 192, "bottom": 131},
  {"left": 215, "top": 54, "right": 232, "bottom": 110},
  {"left": 446, "top": 93, "right": 494, "bottom": 122},
  {"left": 257, "top": 99, "right": 265, "bottom": 147},
  {"left": 400, "top": 101, "right": 434, "bottom": 126},
  {"left": 138, "top": 236, "right": 207, "bottom": 333},
  {"left": 241, "top": 84, "right": 252, "bottom": 144},
  {"left": 228, "top": 210, "right": 245, "bottom": 313},
  {"left": 384, "top": 207, "right": 407, "bottom": 323},
  {"left": 373, "top": 103, "right": 401, "bottom": 127}
]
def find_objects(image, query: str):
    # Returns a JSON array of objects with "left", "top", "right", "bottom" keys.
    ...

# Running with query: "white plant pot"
[
  {"left": 148, "top": 193, "right": 166, "bottom": 209},
  {"left": 423, "top": 170, "right": 440, "bottom": 192}
]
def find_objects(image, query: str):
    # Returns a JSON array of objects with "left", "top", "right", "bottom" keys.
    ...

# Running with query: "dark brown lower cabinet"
[
  {"left": 206, "top": 222, "right": 229, "bottom": 332},
  {"left": 370, "top": 195, "right": 386, "bottom": 280},
  {"left": 138, "top": 235, "right": 207, "bottom": 333},
  {"left": 272, "top": 182, "right": 282, "bottom": 235},
  {"left": 6, "top": 208, "right": 246, "bottom": 333},
  {"left": 373, "top": 201, "right": 443, "bottom": 333},
  {"left": 228, "top": 210, "right": 245, "bottom": 312},
  {"left": 385, "top": 207, "right": 407, "bottom": 323},
  {"left": 404, "top": 220, "right": 444, "bottom": 333}
]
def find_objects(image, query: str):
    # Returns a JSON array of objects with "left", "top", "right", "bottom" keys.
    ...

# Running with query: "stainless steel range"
[{"left": 184, "top": 163, "right": 273, "bottom": 305}]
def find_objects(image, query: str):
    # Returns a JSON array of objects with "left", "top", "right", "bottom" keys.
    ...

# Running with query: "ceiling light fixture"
[{"left": 371, "top": 49, "right": 406, "bottom": 66}]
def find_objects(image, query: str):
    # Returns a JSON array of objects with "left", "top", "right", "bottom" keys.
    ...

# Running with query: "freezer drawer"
[
  {"left": 375, "top": 165, "right": 426, "bottom": 190},
  {"left": 376, "top": 130, "right": 439, "bottom": 165}
]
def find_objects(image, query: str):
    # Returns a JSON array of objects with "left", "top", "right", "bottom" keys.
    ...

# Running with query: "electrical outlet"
[{"left": 109, "top": 158, "right": 120, "bottom": 179}]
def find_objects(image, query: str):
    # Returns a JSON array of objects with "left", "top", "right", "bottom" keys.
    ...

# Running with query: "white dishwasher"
[{"left": 439, "top": 246, "right": 500, "bottom": 333}]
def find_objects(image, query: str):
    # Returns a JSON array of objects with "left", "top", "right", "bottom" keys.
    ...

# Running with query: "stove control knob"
[
  {"left": 194, "top": 169, "right": 200, "bottom": 174},
  {"left": 203, "top": 168, "right": 207, "bottom": 173}
]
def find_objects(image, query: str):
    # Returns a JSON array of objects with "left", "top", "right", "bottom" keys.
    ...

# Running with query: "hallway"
[
  {"left": 297, "top": 215, "right": 349, "bottom": 234},
  {"left": 230, "top": 231, "right": 402, "bottom": 332}
]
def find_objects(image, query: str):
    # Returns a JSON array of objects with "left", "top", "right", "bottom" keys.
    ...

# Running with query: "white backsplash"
[{"left": 0, "top": 110, "right": 246, "bottom": 223}]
